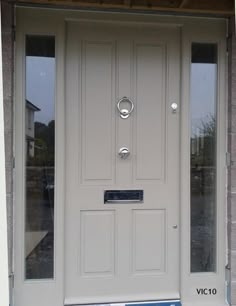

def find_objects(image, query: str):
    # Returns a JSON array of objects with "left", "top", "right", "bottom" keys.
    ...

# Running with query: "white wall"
[{"left": 0, "top": 6, "right": 9, "bottom": 306}]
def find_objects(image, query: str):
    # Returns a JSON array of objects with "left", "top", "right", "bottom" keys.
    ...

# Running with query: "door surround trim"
[{"left": 14, "top": 7, "right": 227, "bottom": 306}]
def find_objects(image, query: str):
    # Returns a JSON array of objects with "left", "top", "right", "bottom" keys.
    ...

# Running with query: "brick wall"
[{"left": 227, "top": 17, "right": 236, "bottom": 306}]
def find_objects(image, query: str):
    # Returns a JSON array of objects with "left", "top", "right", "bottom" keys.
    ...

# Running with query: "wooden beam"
[
  {"left": 179, "top": 0, "right": 189, "bottom": 8},
  {"left": 124, "top": 0, "right": 132, "bottom": 6},
  {"left": 15, "top": 0, "right": 234, "bottom": 16}
]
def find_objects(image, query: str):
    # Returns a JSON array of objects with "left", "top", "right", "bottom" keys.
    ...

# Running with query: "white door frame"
[
  {"left": 0, "top": 6, "right": 10, "bottom": 306},
  {"left": 14, "top": 7, "right": 227, "bottom": 306}
]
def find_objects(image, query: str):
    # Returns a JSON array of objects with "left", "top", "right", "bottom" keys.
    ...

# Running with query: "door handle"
[{"left": 118, "top": 147, "right": 130, "bottom": 159}]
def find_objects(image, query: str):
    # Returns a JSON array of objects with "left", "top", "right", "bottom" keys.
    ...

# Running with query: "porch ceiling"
[{"left": 13, "top": 0, "right": 234, "bottom": 16}]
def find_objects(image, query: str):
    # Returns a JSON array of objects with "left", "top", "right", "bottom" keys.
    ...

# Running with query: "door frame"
[{"left": 14, "top": 7, "right": 227, "bottom": 306}]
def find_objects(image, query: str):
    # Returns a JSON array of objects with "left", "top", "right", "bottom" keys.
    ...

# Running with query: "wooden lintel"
[
  {"left": 179, "top": 0, "right": 189, "bottom": 9},
  {"left": 15, "top": 0, "right": 234, "bottom": 16},
  {"left": 124, "top": 0, "right": 132, "bottom": 7}
]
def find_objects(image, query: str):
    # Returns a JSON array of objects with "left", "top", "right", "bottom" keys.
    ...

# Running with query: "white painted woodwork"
[
  {"left": 82, "top": 41, "right": 114, "bottom": 182},
  {"left": 0, "top": 8, "right": 9, "bottom": 306},
  {"left": 180, "top": 20, "right": 227, "bottom": 306},
  {"left": 65, "top": 22, "right": 180, "bottom": 304},
  {"left": 14, "top": 8, "right": 227, "bottom": 306},
  {"left": 80, "top": 210, "right": 115, "bottom": 276},
  {"left": 135, "top": 44, "right": 165, "bottom": 180},
  {"left": 132, "top": 210, "right": 165, "bottom": 274},
  {"left": 14, "top": 13, "right": 65, "bottom": 306}
]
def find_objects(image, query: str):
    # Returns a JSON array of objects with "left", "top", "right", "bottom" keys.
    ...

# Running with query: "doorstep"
[{"left": 65, "top": 301, "right": 181, "bottom": 306}]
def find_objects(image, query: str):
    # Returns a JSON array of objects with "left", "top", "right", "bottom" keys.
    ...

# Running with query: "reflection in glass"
[
  {"left": 25, "top": 36, "right": 55, "bottom": 279},
  {"left": 191, "top": 43, "right": 217, "bottom": 273}
]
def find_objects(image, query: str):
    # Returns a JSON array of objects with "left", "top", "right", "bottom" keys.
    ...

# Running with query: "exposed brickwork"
[
  {"left": 1, "top": 1, "right": 14, "bottom": 303},
  {"left": 228, "top": 17, "right": 236, "bottom": 306}
]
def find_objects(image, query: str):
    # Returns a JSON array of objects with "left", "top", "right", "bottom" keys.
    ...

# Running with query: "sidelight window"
[
  {"left": 190, "top": 43, "right": 217, "bottom": 273},
  {"left": 25, "top": 36, "right": 55, "bottom": 279}
]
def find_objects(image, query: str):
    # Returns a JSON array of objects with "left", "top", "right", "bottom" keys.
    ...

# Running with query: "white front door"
[{"left": 65, "top": 22, "right": 180, "bottom": 304}]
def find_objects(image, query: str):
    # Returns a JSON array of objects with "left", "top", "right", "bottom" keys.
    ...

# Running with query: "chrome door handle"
[
  {"left": 118, "top": 147, "right": 130, "bottom": 159},
  {"left": 117, "top": 96, "right": 134, "bottom": 119}
]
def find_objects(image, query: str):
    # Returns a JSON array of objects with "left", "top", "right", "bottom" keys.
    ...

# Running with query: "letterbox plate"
[{"left": 104, "top": 190, "right": 143, "bottom": 204}]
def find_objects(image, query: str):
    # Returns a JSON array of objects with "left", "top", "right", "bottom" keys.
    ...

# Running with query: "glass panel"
[
  {"left": 190, "top": 43, "right": 217, "bottom": 273},
  {"left": 25, "top": 36, "right": 55, "bottom": 279}
]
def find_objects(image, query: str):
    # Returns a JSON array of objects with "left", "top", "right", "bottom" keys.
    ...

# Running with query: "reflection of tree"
[
  {"left": 191, "top": 114, "right": 216, "bottom": 272},
  {"left": 191, "top": 115, "right": 216, "bottom": 167},
  {"left": 199, "top": 115, "right": 215, "bottom": 138},
  {"left": 191, "top": 114, "right": 216, "bottom": 196},
  {"left": 27, "top": 120, "right": 54, "bottom": 166}
]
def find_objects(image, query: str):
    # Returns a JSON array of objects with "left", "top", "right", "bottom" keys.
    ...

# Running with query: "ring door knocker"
[
  {"left": 117, "top": 96, "right": 134, "bottom": 119},
  {"left": 117, "top": 96, "right": 134, "bottom": 159}
]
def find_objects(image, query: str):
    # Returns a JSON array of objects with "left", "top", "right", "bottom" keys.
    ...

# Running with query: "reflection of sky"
[
  {"left": 26, "top": 59, "right": 216, "bottom": 131},
  {"left": 26, "top": 56, "right": 55, "bottom": 125},
  {"left": 191, "top": 63, "right": 216, "bottom": 136}
]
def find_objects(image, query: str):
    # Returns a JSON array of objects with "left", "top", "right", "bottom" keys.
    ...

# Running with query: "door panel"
[
  {"left": 80, "top": 210, "right": 115, "bottom": 277},
  {"left": 82, "top": 41, "right": 115, "bottom": 182},
  {"left": 134, "top": 43, "right": 166, "bottom": 181},
  {"left": 65, "top": 22, "right": 180, "bottom": 304},
  {"left": 132, "top": 209, "right": 165, "bottom": 274}
]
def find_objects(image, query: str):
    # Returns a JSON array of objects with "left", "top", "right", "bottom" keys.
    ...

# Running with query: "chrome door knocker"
[{"left": 117, "top": 96, "right": 134, "bottom": 119}]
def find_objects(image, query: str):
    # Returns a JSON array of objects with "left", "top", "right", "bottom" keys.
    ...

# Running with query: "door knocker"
[{"left": 117, "top": 96, "right": 134, "bottom": 119}]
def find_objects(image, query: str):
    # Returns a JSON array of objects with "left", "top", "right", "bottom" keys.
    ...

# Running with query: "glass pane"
[
  {"left": 190, "top": 43, "right": 217, "bottom": 273},
  {"left": 25, "top": 36, "right": 55, "bottom": 279}
]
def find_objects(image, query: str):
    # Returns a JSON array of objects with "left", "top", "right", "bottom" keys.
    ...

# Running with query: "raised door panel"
[
  {"left": 131, "top": 209, "right": 166, "bottom": 275},
  {"left": 80, "top": 210, "right": 115, "bottom": 277},
  {"left": 81, "top": 41, "right": 115, "bottom": 183},
  {"left": 134, "top": 43, "right": 166, "bottom": 181}
]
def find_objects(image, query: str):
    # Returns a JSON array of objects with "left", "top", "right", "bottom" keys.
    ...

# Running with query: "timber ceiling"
[{"left": 12, "top": 0, "right": 234, "bottom": 16}]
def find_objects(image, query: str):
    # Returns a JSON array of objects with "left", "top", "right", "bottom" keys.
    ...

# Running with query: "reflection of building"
[{"left": 25, "top": 100, "right": 40, "bottom": 157}]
